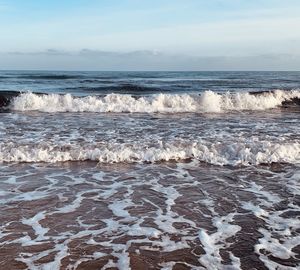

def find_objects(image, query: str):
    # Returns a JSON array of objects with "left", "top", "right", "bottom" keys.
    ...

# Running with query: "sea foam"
[
  {"left": 11, "top": 90, "right": 300, "bottom": 113},
  {"left": 1, "top": 140, "right": 299, "bottom": 165}
]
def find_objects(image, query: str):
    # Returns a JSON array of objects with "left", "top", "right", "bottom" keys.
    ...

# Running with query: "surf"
[{"left": 5, "top": 89, "right": 300, "bottom": 113}]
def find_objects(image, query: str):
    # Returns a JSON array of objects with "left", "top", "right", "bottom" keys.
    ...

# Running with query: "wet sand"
[{"left": 0, "top": 161, "right": 299, "bottom": 269}]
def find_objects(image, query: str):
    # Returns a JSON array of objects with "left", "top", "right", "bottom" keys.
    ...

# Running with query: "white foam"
[
  {"left": 0, "top": 139, "right": 299, "bottom": 166},
  {"left": 109, "top": 199, "right": 132, "bottom": 219},
  {"left": 21, "top": 211, "right": 49, "bottom": 243},
  {"left": 242, "top": 184, "right": 300, "bottom": 270},
  {"left": 11, "top": 90, "right": 300, "bottom": 113},
  {"left": 198, "top": 213, "right": 241, "bottom": 269}
]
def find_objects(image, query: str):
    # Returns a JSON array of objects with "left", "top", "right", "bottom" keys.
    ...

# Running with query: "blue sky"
[{"left": 0, "top": 0, "right": 300, "bottom": 70}]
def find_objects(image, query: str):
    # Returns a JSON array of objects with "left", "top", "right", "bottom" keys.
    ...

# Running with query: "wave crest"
[{"left": 11, "top": 90, "right": 300, "bottom": 113}]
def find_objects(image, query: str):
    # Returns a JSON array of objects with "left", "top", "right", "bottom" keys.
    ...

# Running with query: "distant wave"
[
  {"left": 0, "top": 139, "right": 299, "bottom": 165},
  {"left": 18, "top": 74, "right": 83, "bottom": 80},
  {"left": 71, "top": 84, "right": 163, "bottom": 94},
  {"left": 8, "top": 90, "right": 300, "bottom": 113}
]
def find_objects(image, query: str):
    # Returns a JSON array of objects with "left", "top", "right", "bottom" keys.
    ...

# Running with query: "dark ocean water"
[
  {"left": 0, "top": 71, "right": 299, "bottom": 269},
  {"left": 1, "top": 70, "right": 300, "bottom": 95}
]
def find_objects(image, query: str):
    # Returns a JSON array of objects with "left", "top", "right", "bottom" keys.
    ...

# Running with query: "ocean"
[{"left": 0, "top": 71, "right": 299, "bottom": 269}]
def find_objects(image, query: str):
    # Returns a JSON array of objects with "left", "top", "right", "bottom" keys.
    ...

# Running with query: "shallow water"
[
  {"left": 0, "top": 162, "right": 299, "bottom": 269},
  {"left": 0, "top": 71, "right": 299, "bottom": 269},
  {"left": 0, "top": 107, "right": 299, "bottom": 165}
]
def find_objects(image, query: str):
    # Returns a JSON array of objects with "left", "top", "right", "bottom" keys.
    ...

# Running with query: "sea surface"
[{"left": 0, "top": 71, "right": 299, "bottom": 270}]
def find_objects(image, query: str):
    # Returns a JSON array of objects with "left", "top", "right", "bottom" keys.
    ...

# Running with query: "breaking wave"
[
  {"left": 1, "top": 140, "right": 299, "bottom": 166},
  {"left": 10, "top": 90, "right": 300, "bottom": 113}
]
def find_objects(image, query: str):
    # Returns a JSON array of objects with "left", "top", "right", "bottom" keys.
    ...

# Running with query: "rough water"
[{"left": 0, "top": 71, "right": 299, "bottom": 270}]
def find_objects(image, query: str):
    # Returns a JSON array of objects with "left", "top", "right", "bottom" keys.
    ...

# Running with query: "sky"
[{"left": 0, "top": 0, "right": 300, "bottom": 70}]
